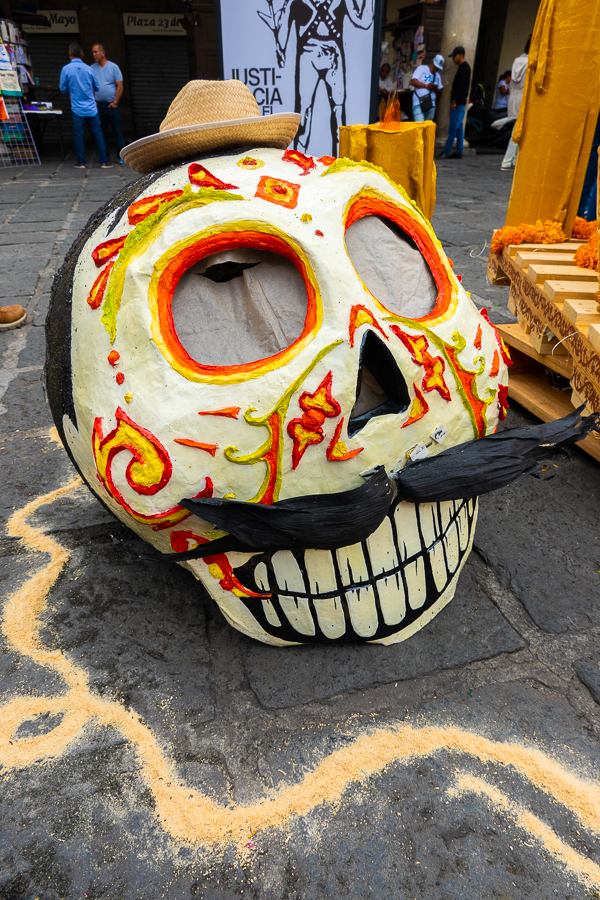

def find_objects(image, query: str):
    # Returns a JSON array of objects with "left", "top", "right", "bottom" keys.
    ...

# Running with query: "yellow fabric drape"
[
  {"left": 338, "top": 121, "right": 437, "bottom": 220},
  {"left": 506, "top": 0, "right": 600, "bottom": 233}
]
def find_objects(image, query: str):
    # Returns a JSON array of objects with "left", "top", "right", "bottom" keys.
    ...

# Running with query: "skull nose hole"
[{"left": 348, "top": 331, "right": 411, "bottom": 437}]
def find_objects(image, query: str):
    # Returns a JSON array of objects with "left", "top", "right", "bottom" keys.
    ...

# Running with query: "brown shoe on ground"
[{"left": 0, "top": 304, "right": 26, "bottom": 331}]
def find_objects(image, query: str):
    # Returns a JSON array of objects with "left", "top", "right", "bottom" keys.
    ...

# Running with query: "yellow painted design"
[
  {"left": 223, "top": 492, "right": 237, "bottom": 500},
  {"left": 5, "top": 467, "right": 600, "bottom": 882},
  {"left": 237, "top": 156, "right": 264, "bottom": 169},
  {"left": 225, "top": 341, "right": 342, "bottom": 503},
  {"left": 207, "top": 562, "right": 225, "bottom": 580},
  {"left": 124, "top": 392, "right": 133, "bottom": 404},
  {"left": 353, "top": 307, "right": 375, "bottom": 331},
  {"left": 407, "top": 393, "right": 427, "bottom": 421},
  {"left": 384, "top": 316, "right": 495, "bottom": 438},
  {"left": 101, "top": 184, "right": 244, "bottom": 342},
  {"left": 300, "top": 213, "right": 313, "bottom": 222},
  {"left": 93, "top": 415, "right": 164, "bottom": 492},
  {"left": 148, "top": 221, "right": 324, "bottom": 385},
  {"left": 328, "top": 439, "right": 349, "bottom": 460}
]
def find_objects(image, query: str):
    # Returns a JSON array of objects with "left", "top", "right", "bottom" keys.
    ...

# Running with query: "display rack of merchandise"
[
  {"left": 0, "top": 16, "right": 39, "bottom": 167},
  {"left": 0, "top": 95, "right": 40, "bottom": 167}
]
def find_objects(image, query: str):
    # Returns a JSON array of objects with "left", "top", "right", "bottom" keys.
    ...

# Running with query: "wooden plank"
[
  {"left": 507, "top": 370, "right": 600, "bottom": 463},
  {"left": 570, "top": 386, "right": 593, "bottom": 414},
  {"left": 588, "top": 324, "right": 600, "bottom": 353},
  {"left": 563, "top": 298, "right": 600, "bottom": 328},
  {"left": 498, "top": 324, "right": 573, "bottom": 378},
  {"left": 515, "top": 251, "right": 579, "bottom": 270},
  {"left": 529, "top": 326, "right": 569, "bottom": 356},
  {"left": 527, "top": 264, "right": 598, "bottom": 284},
  {"left": 517, "top": 308, "right": 531, "bottom": 334},
  {"left": 508, "top": 241, "right": 583, "bottom": 257},
  {"left": 543, "top": 280, "right": 599, "bottom": 303},
  {"left": 487, "top": 244, "right": 600, "bottom": 408}
]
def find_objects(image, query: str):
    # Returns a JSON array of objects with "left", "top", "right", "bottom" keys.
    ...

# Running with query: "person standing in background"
[
  {"left": 378, "top": 63, "right": 395, "bottom": 98},
  {"left": 59, "top": 43, "right": 110, "bottom": 169},
  {"left": 501, "top": 37, "right": 531, "bottom": 171},
  {"left": 411, "top": 54, "right": 444, "bottom": 121},
  {"left": 91, "top": 43, "right": 125, "bottom": 164},
  {"left": 441, "top": 46, "right": 471, "bottom": 160},
  {"left": 494, "top": 71, "right": 511, "bottom": 110}
]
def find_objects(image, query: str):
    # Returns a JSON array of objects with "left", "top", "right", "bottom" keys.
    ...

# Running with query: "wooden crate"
[
  {"left": 488, "top": 239, "right": 600, "bottom": 463},
  {"left": 496, "top": 325, "right": 600, "bottom": 462}
]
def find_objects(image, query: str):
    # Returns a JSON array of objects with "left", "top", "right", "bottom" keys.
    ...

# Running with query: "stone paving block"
[
  {"left": 0, "top": 429, "right": 80, "bottom": 526},
  {"left": 11, "top": 206, "right": 73, "bottom": 224},
  {"left": 0, "top": 367, "right": 53, "bottom": 433},
  {"left": 0, "top": 186, "right": 37, "bottom": 203},
  {"left": 0, "top": 272, "right": 41, "bottom": 299},
  {"left": 0, "top": 242, "right": 53, "bottom": 261},
  {"left": 0, "top": 227, "right": 59, "bottom": 244},
  {"left": 475, "top": 409, "right": 600, "bottom": 633},
  {"left": 573, "top": 659, "right": 600, "bottom": 705},
  {"left": 16, "top": 323, "right": 46, "bottom": 366},
  {"left": 33, "top": 294, "right": 51, "bottom": 326},
  {"left": 241, "top": 559, "right": 524, "bottom": 707}
]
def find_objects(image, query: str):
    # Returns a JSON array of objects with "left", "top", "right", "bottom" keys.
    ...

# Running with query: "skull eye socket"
[
  {"left": 172, "top": 247, "right": 309, "bottom": 366},
  {"left": 150, "top": 227, "right": 322, "bottom": 383},
  {"left": 344, "top": 197, "right": 453, "bottom": 321},
  {"left": 345, "top": 215, "right": 437, "bottom": 319}
]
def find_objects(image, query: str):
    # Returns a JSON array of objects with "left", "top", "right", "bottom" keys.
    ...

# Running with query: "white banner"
[{"left": 219, "top": 0, "right": 379, "bottom": 157}]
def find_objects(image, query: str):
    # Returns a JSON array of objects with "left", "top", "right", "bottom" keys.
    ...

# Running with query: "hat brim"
[{"left": 121, "top": 113, "right": 301, "bottom": 175}]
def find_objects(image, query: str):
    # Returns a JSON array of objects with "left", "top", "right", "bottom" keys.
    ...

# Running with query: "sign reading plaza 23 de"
[{"left": 217, "top": 0, "right": 382, "bottom": 157}]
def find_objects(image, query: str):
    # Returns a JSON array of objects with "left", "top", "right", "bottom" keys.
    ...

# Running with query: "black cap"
[{"left": 449, "top": 46, "right": 465, "bottom": 58}]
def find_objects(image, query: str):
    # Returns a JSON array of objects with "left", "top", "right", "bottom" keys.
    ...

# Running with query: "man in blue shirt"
[
  {"left": 92, "top": 43, "right": 125, "bottom": 164},
  {"left": 59, "top": 43, "right": 110, "bottom": 169}
]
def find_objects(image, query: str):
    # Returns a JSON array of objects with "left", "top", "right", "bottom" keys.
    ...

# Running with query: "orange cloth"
[
  {"left": 506, "top": 0, "right": 600, "bottom": 234},
  {"left": 338, "top": 121, "right": 437, "bottom": 220}
]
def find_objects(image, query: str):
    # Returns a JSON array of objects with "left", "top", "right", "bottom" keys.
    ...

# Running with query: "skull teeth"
[{"left": 234, "top": 499, "right": 478, "bottom": 642}]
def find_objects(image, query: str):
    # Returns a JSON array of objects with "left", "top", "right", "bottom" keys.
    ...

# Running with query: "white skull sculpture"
[{"left": 47, "top": 147, "right": 509, "bottom": 646}]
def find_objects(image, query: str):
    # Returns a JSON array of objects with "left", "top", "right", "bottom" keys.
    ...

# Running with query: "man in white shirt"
[
  {"left": 378, "top": 63, "right": 395, "bottom": 98},
  {"left": 411, "top": 54, "right": 444, "bottom": 121},
  {"left": 91, "top": 43, "right": 125, "bottom": 164}
]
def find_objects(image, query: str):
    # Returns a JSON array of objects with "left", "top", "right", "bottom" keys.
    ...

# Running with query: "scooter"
[{"left": 465, "top": 84, "right": 516, "bottom": 151}]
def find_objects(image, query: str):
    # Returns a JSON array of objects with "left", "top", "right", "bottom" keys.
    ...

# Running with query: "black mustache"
[
  {"left": 139, "top": 408, "right": 598, "bottom": 562},
  {"left": 393, "top": 406, "right": 599, "bottom": 502}
]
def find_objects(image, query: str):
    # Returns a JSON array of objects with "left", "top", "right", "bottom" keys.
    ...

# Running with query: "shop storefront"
[
  {"left": 21, "top": 1, "right": 217, "bottom": 144},
  {"left": 123, "top": 13, "right": 188, "bottom": 138}
]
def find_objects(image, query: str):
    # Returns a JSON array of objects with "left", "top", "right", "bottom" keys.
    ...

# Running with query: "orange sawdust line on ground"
[
  {"left": 2, "top": 449, "right": 600, "bottom": 875},
  {"left": 453, "top": 775, "right": 600, "bottom": 889}
]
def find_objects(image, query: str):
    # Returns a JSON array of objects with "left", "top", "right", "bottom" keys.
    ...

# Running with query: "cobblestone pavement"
[{"left": 1, "top": 154, "right": 600, "bottom": 900}]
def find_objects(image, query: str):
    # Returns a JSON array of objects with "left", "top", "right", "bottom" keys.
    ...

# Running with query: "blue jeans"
[
  {"left": 413, "top": 102, "right": 436, "bottom": 122},
  {"left": 97, "top": 101, "right": 125, "bottom": 160},
  {"left": 443, "top": 105, "right": 466, "bottom": 155},
  {"left": 72, "top": 112, "right": 108, "bottom": 165}
]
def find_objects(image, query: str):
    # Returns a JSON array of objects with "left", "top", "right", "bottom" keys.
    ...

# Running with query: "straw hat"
[{"left": 121, "top": 79, "right": 301, "bottom": 175}]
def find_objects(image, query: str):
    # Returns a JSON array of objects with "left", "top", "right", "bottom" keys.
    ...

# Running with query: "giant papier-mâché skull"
[{"left": 47, "top": 147, "right": 512, "bottom": 646}]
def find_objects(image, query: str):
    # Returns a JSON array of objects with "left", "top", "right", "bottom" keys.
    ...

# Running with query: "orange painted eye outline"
[
  {"left": 344, "top": 195, "right": 455, "bottom": 322},
  {"left": 148, "top": 223, "right": 322, "bottom": 384}
]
